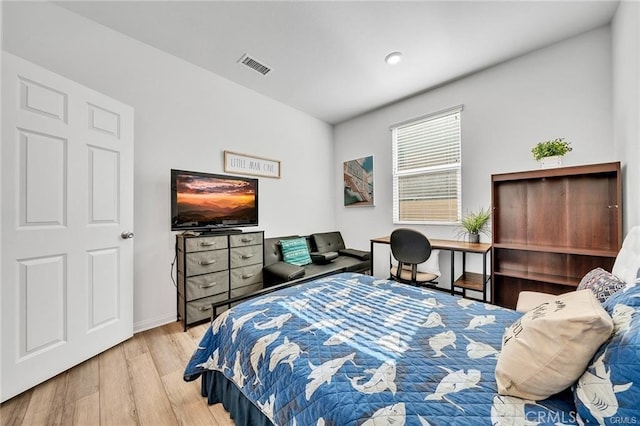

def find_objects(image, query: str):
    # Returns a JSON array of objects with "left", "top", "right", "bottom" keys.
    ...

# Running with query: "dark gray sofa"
[
  {"left": 263, "top": 231, "right": 371, "bottom": 287},
  {"left": 209, "top": 231, "right": 372, "bottom": 318}
]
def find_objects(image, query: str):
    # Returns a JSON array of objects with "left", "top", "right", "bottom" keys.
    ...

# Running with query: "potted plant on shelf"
[
  {"left": 531, "top": 138, "right": 572, "bottom": 168},
  {"left": 457, "top": 207, "right": 491, "bottom": 243}
]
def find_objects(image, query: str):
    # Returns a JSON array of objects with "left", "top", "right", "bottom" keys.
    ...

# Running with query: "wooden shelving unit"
[{"left": 491, "top": 162, "right": 622, "bottom": 309}]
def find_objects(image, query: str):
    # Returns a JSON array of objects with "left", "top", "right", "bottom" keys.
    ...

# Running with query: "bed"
[{"left": 183, "top": 272, "right": 588, "bottom": 425}]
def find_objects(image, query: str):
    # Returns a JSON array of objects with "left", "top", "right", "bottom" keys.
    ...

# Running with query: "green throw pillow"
[{"left": 280, "top": 237, "right": 312, "bottom": 266}]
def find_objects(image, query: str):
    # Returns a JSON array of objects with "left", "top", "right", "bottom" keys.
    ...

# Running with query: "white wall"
[
  {"left": 3, "top": 2, "right": 635, "bottom": 328},
  {"left": 334, "top": 27, "right": 615, "bottom": 287},
  {"left": 2, "top": 2, "right": 335, "bottom": 331},
  {"left": 612, "top": 1, "right": 640, "bottom": 232}
]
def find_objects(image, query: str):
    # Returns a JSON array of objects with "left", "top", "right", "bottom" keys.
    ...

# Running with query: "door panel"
[
  {"left": 19, "top": 129, "right": 67, "bottom": 226},
  {"left": 87, "top": 247, "right": 120, "bottom": 330},
  {"left": 19, "top": 254, "right": 66, "bottom": 356},
  {"left": 88, "top": 146, "right": 119, "bottom": 223},
  {"left": 1, "top": 52, "right": 134, "bottom": 402},
  {"left": 19, "top": 76, "right": 68, "bottom": 123},
  {"left": 88, "top": 103, "right": 121, "bottom": 137}
]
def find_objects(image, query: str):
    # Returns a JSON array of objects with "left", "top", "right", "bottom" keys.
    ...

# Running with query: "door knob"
[{"left": 121, "top": 231, "right": 134, "bottom": 239}]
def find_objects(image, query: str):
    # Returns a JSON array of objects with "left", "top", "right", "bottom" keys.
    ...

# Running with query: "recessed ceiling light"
[{"left": 385, "top": 52, "right": 403, "bottom": 65}]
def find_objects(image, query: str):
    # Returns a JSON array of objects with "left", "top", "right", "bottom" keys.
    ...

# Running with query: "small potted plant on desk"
[
  {"left": 531, "top": 137, "right": 572, "bottom": 168},
  {"left": 457, "top": 207, "right": 491, "bottom": 244}
]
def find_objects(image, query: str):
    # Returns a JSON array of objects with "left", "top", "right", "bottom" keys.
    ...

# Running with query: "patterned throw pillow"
[
  {"left": 280, "top": 237, "right": 312, "bottom": 266},
  {"left": 574, "top": 283, "right": 640, "bottom": 424},
  {"left": 577, "top": 267, "right": 626, "bottom": 303},
  {"left": 495, "top": 290, "right": 613, "bottom": 400}
]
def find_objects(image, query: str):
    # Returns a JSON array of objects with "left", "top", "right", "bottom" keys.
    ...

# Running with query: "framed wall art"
[{"left": 343, "top": 155, "right": 374, "bottom": 207}]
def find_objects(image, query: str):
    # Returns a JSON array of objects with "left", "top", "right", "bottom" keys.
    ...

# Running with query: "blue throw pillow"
[
  {"left": 280, "top": 237, "right": 311, "bottom": 266},
  {"left": 574, "top": 284, "right": 639, "bottom": 424}
]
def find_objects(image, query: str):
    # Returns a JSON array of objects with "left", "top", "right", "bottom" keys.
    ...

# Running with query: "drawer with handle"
[
  {"left": 183, "top": 249, "right": 228, "bottom": 276},
  {"left": 183, "top": 235, "right": 228, "bottom": 253},
  {"left": 179, "top": 292, "right": 229, "bottom": 325},
  {"left": 230, "top": 244, "right": 263, "bottom": 268},
  {"left": 181, "top": 270, "right": 229, "bottom": 301},
  {"left": 230, "top": 232, "right": 262, "bottom": 248},
  {"left": 230, "top": 263, "right": 263, "bottom": 289},
  {"left": 230, "top": 282, "right": 263, "bottom": 299}
]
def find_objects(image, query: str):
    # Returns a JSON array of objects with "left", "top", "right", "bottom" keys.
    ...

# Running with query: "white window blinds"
[{"left": 392, "top": 106, "right": 462, "bottom": 224}]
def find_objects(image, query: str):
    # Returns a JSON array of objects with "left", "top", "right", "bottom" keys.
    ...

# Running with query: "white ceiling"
[{"left": 56, "top": 1, "right": 619, "bottom": 124}]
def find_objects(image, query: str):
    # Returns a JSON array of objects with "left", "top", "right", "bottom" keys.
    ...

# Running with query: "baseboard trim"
[{"left": 134, "top": 313, "right": 177, "bottom": 333}]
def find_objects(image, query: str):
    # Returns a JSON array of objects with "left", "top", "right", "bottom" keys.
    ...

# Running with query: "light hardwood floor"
[{"left": 0, "top": 322, "right": 235, "bottom": 426}]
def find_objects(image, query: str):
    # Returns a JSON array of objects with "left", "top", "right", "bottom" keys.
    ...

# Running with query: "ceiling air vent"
[{"left": 238, "top": 54, "right": 272, "bottom": 76}]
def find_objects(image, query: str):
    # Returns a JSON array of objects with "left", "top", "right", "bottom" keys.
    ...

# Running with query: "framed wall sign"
[
  {"left": 224, "top": 150, "right": 281, "bottom": 178},
  {"left": 343, "top": 155, "right": 374, "bottom": 207}
]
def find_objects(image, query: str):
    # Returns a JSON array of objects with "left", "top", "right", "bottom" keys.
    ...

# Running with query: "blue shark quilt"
[{"left": 184, "top": 273, "right": 577, "bottom": 425}]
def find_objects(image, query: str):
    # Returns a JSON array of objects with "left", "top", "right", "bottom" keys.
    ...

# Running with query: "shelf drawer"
[
  {"left": 183, "top": 235, "right": 228, "bottom": 253},
  {"left": 178, "top": 292, "right": 229, "bottom": 325},
  {"left": 230, "top": 282, "right": 263, "bottom": 299},
  {"left": 230, "top": 232, "right": 262, "bottom": 248},
  {"left": 230, "top": 244, "right": 263, "bottom": 268},
  {"left": 230, "top": 263, "right": 263, "bottom": 289},
  {"left": 183, "top": 250, "right": 228, "bottom": 276},
  {"left": 181, "top": 270, "right": 229, "bottom": 301}
]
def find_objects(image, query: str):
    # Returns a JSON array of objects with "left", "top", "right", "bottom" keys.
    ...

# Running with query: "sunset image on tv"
[{"left": 174, "top": 173, "right": 257, "bottom": 227}]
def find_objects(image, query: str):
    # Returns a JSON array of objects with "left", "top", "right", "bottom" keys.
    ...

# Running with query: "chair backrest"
[
  {"left": 390, "top": 228, "right": 432, "bottom": 265},
  {"left": 612, "top": 226, "right": 640, "bottom": 285}
]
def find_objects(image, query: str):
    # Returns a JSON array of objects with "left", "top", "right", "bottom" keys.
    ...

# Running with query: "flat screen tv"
[{"left": 171, "top": 169, "right": 258, "bottom": 231}]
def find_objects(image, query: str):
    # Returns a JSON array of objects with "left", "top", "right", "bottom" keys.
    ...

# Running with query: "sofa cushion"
[
  {"left": 280, "top": 237, "right": 312, "bottom": 266},
  {"left": 574, "top": 284, "right": 640, "bottom": 424},
  {"left": 312, "top": 232, "right": 346, "bottom": 254},
  {"left": 495, "top": 289, "right": 613, "bottom": 400},
  {"left": 310, "top": 251, "right": 339, "bottom": 264},
  {"left": 263, "top": 262, "right": 305, "bottom": 281},
  {"left": 577, "top": 267, "right": 626, "bottom": 303},
  {"left": 338, "top": 248, "right": 370, "bottom": 261}
]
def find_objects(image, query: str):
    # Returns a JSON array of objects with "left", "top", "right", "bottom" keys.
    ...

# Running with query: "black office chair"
[{"left": 390, "top": 228, "right": 438, "bottom": 286}]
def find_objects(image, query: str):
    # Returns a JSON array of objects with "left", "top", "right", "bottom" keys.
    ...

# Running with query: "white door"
[{"left": 1, "top": 53, "right": 134, "bottom": 402}]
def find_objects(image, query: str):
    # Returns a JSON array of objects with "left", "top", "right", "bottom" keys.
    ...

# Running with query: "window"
[{"left": 392, "top": 106, "right": 462, "bottom": 224}]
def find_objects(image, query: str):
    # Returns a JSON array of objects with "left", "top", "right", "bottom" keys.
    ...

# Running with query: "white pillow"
[
  {"left": 495, "top": 290, "right": 613, "bottom": 400},
  {"left": 391, "top": 249, "right": 441, "bottom": 277}
]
